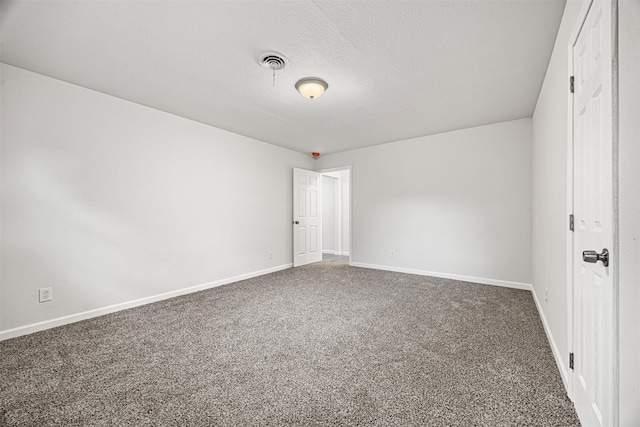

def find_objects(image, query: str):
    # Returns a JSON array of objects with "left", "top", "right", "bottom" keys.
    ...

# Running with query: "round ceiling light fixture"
[{"left": 295, "top": 77, "right": 328, "bottom": 99}]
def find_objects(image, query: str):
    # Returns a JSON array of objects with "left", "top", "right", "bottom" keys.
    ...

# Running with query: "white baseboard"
[
  {"left": 0, "top": 263, "right": 292, "bottom": 341},
  {"left": 531, "top": 287, "right": 570, "bottom": 394},
  {"left": 322, "top": 250, "right": 350, "bottom": 256},
  {"left": 349, "top": 262, "right": 532, "bottom": 291}
]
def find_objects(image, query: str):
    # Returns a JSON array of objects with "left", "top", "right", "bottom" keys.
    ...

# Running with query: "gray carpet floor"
[{"left": 0, "top": 264, "right": 580, "bottom": 426}]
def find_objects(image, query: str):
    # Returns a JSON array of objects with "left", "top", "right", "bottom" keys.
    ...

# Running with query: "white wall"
[
  {"left": 318, "top": 118, "right": 532, "bottom": 287},
  {"left": 618, "top": 0, "right": 640, "bottom": 423},
  {"left": 0, "top": 64, "right": 314, "bottom": 336},
  {"left": 322, "top": 175, "right": 337, "bottom": 253},
  {"left": 531, "top": 0, "right": 583, "bottom": 387}
]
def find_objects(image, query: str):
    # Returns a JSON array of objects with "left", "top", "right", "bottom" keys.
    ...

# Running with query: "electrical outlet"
[
  {"left": 269, "top": 251, "right": 273, "bottom": 259},
  {"left": 390, "top": 249, "right": 395, "bottom": 257},
  {"left": 353, "top": 199, "right": 358, "bottom": 206},
  {"left": 39, "top": 287, "right": 53, "bottom": 303},
  {"left": 544, "top": 288, "right": 549, "bottom": 303}
]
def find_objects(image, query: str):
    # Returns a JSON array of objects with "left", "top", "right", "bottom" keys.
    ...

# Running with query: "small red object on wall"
[{"left": 312, "top": 152, "right": 320, "bottom": 159}]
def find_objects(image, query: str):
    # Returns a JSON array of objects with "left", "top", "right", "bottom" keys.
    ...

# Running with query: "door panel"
[
  {"left": 298, "top": 189, "right": 306, "bottom": 217},
  {"left": 293, "top": 168, "right": 322, "bottom": 267},
  {"left": 310, "top": 190, "right": 318, "bottom": 216},
  {"left": 572, "top": 2, "right": 614, "bottom": 426}
]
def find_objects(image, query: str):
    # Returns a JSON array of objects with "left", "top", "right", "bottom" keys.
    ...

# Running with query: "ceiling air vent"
[{"left": 258, "top": 52, "right": 288, "bottom": 70}]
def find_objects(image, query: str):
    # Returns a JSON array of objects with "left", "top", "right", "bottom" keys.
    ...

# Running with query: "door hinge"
[
  {"left": 570, "top": 76, "right": 575, "bottom": 93},
  {"left": 569, "top": 352, "right": 574, "bottom": 370},
  {"left": 569, "top": 214, "right": 574, "bottom": 232}
]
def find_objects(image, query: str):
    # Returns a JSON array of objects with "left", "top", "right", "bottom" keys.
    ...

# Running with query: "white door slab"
[
  {"left": 293, "top": 168, "right": 322, "bottom": 267},
  {"left": 571, "top": 1, "right": 615, "bottom": 426}
]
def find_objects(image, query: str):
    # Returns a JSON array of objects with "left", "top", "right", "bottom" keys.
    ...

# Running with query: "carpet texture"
[{"left": 0, "top": 264, "right": 580, "bottom": 426}]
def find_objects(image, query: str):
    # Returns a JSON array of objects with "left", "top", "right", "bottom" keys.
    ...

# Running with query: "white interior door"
[
  {"left": 571, "top": 1, "right": 615, "bottom": 426},
  {"left": 293, "top": 168, "right": 322, "bottom": 267}
]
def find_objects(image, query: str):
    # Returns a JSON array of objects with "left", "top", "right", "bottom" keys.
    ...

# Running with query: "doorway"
[{"left": 321, "top": 168, "right": 351, "bottom": 265}]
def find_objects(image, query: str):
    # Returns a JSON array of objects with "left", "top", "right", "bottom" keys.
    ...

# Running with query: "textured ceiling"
[{"left": 0, "top": 0, "right": 566, "bottom": 155}]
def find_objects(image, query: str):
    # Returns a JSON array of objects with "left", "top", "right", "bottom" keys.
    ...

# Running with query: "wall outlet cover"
[{"left": 39, "top": 287, "right": 53, "bottom": 303}]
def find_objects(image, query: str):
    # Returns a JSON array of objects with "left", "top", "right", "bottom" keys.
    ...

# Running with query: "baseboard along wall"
[
  {"left": 0, "top": 263, "right": 293, "bottom": 341},
  {"left": 322, "top": 250, "right": 350, "bottom": 256},
  {"left": 530, "top": 287, "right": 571, "bottom": 395},
  {"left": 349, "top": 262, "right": 532, "bottom": 291}
]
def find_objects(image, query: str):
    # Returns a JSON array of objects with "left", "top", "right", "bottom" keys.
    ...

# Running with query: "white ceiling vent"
[{"left": 258, "top": 52, "right": 288, "bottom": 70}]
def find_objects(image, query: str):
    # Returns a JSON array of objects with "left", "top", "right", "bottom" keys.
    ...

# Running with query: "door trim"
[{"left": 566, "top": 0, "right": 619, "bottom": 423}]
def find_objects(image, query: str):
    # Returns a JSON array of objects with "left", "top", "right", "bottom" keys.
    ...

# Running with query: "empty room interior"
[{"left": 1, "top": 0, "right": 639, "bottom": 426}]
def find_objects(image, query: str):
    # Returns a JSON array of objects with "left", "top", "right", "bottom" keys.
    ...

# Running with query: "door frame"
[
  {"left": 319, "top": 166, "right": 352, "bottom": 265},
  {"left": 565, "top": 0, "right": 619, "bottom": 421}
]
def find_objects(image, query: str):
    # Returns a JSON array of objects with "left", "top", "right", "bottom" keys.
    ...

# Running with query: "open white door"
[
  {"left": 571, "top": 1, "right": 615, "bottom": 426},
  {"left": 293, "top": 168, "right": 322, "bottom": 267}
]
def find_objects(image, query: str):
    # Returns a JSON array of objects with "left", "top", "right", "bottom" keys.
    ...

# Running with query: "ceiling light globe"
[{"left": 295, "top": 78, "right": 328, "bottom": 99}]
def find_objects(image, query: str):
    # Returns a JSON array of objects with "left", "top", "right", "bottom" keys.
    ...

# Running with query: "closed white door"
[
  {"left": 293, "top": 168, "right": 322, "bottom": 267},
  {"left": 571, "top": 2, "right": 615, "bottom": 426}
]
